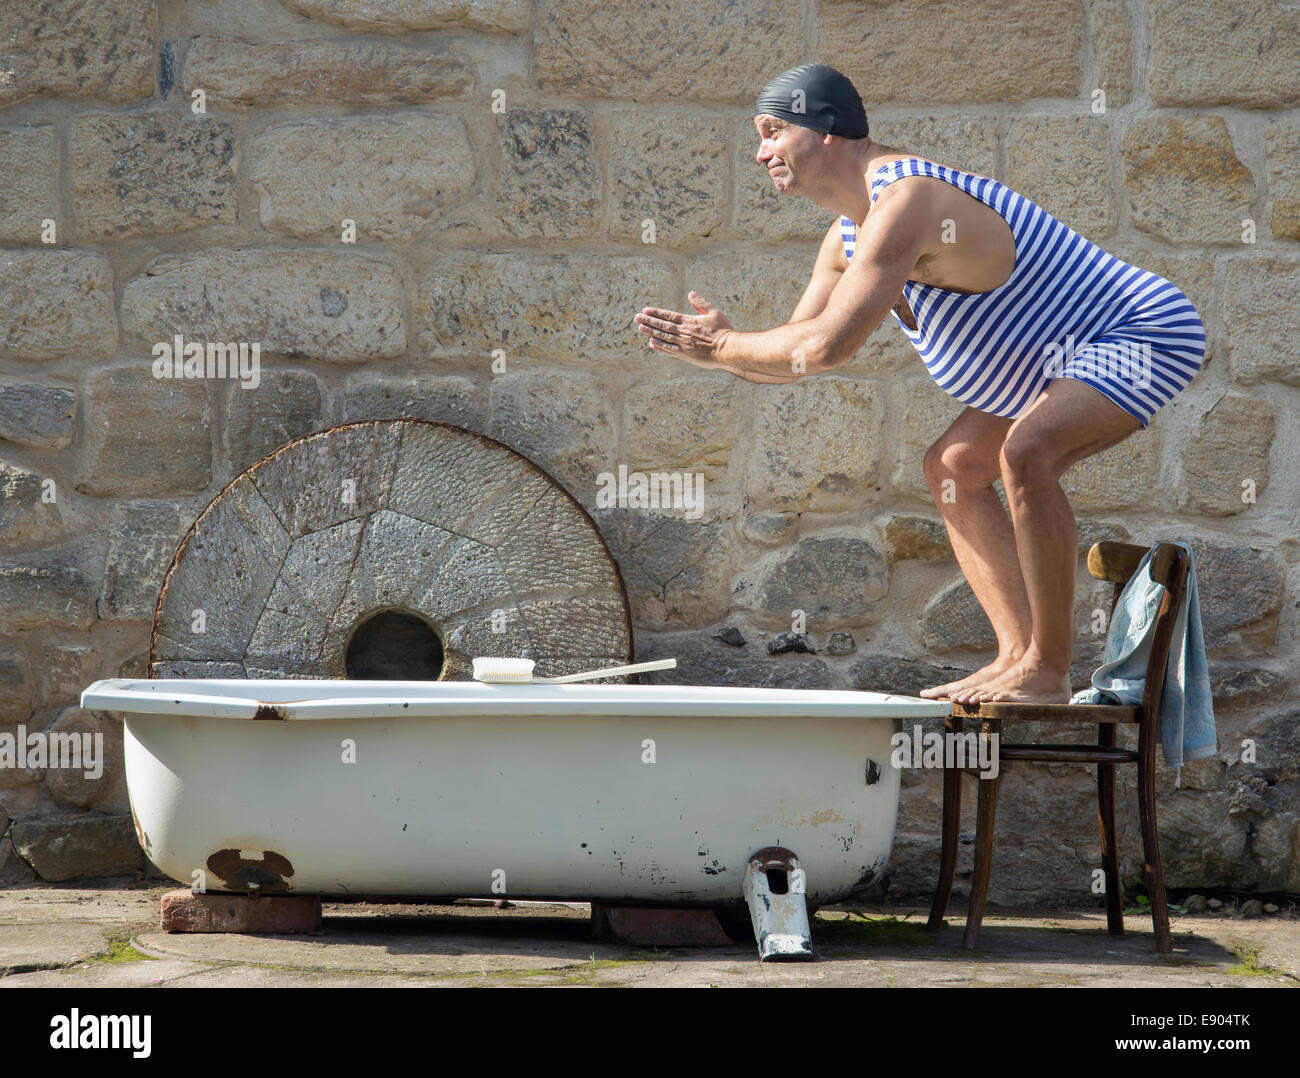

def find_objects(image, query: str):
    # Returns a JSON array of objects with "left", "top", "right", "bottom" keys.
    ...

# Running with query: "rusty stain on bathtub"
[
  {"left": 130, "top": 804, "right": 152, "bottom": 855},
  {"left": 207, "top": 849, "right": 295, "bottom": 892},
  {"left": 252, "top": 703, "right": 287, "bottom": 721}
]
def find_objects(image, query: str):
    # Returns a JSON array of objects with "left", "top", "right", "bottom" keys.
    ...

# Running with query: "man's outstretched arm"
[
  {"left": 719, "top": 187, "right": 932, "bottom": 379},
  {"left": 636, "top": 182, "right": 931, "bottom": 380}
]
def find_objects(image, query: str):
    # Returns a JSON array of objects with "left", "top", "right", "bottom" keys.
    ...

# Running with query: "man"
[{"left": 633, "top": 62, "right": 1205, "bottom": 704}]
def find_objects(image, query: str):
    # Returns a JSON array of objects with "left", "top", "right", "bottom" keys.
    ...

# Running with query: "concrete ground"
[{"left": 0, "top": 882, "right": 1296, "bottom": 988}]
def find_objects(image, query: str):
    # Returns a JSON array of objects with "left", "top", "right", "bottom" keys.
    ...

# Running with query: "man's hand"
[{"left": 635, "top": 292, "right": 734, "bottom": 368}]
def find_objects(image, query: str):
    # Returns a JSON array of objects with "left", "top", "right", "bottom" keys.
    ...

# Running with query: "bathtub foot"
[
  {"left": 160, "top": 889, "right": 322, "bottom": 934},
  {"left": 743, "top": 847, "right": 814, "bottom": 961},
  {"left": 590, "top": 904, "right": 735, "bottom": 947}
]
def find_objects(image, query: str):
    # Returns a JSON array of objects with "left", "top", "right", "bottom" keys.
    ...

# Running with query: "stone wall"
[{"left": 1, "top": 0, "right": 1297, "bottom": 905}]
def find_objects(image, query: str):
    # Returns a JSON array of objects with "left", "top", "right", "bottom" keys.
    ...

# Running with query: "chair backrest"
[{"left": 1085, "top": 541, "right": 1192, "bottom": 722}]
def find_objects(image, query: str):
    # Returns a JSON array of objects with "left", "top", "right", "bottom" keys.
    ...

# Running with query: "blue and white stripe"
[{"left": 842, "top": 158, "right": 1205, "bottom": 427}]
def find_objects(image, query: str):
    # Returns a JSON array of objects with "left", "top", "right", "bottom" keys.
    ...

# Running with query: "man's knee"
[
  {"left": 999, "top": 427, "right": 1058, "bottom": 488},
  {"left": 924, "top": 438, "right": 997, "bottom": 494}
]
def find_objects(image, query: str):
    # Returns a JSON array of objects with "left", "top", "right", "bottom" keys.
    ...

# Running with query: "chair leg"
[
  {"left": 1137, "top": 740, "right": 1172, "bottom": 953},
  {"left": 1097, "top": 724, "right": 1123, "bottom": 937},
  {"left": 962, "top": 720, "right": 1000, "bottom": 950},
  {"left": 927, "top": 713, "right": 962, "bottom": 933}
]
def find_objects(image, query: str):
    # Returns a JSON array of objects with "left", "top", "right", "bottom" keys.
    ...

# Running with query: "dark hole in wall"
[{"left": 344, "top": 609, "right": 444, "bottom": 680}]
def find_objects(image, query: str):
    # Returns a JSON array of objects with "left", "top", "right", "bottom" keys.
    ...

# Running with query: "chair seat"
[{"left": 951, "top": 700, "right": 1141, "bottom": 724}]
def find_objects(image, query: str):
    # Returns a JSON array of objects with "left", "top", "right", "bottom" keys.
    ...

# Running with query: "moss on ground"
[
  {"left": 1226, "top": 945, "right": 1285, "bottom": 979},
  {"left": 814, "top": 912, "right": 933, "bottom": 948},
  {"left": 88, "top": 937, "right": 158, "bottom": 964}
]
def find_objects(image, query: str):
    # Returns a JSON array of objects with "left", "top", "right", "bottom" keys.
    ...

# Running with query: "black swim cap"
[{"left": 755, "top": 63, "right": 869, "bottom": 139}]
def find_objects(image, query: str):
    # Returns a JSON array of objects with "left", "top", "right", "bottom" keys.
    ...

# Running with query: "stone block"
[
  {"left": 183, "top": 35, "right": 472, "bottom": 108},
  {"left": 819, "top": 0, "right": 1083, "bottom": 103},
  {"left": 734, "top": 534, "right": 889, "bottom": 631},
  {"left": 253, "top": 113, "right": 474, "bottom": 241},
  {"left": 743, "top": 378, "right": 885, "bottom": 513},
  {"left": 223, "top": 371, "right": 324, "bottom": 474},
  {"left": 535, "top": 0, "right": 800, "bottom": 99},
  {"left": 885, "top": 514, "right": 952, "bottom": 563},
  {"left": 624, "top": 373, "right": 737, "bottom": 481},
  {"left": 1122, "top": 117, "right": 1255, "bottom": 245},
  {"left": 0, "top": 384, "right": 75, "bottom": 449},
  {"left": 43, "top": 707, "right": 128, "bottom": 813},
  {"left": 0, "top": 461, "right": 64, "bottom": 549},
  {"left": 497, "top": 109, "right": 600, "bottom": 239},
  {"left": 1149, "top": 0, "right": 1300, "bottom": 108},
  {"left": 343, "top": 375, "right": 487, "bottom": 430},
  {"left": 283, "top": 0, "right": 529, "bottom": 33},
  {"left": 1008, "top": 115, "right": 1113, "bottom": 239},
  {"left": 1265, "top": 122, "right": 1300, "bottom": 242},
  {"left": 486, "top": 369, "right": 617, "bottom": 496},
  {"left": 1179, "top": 394, "right": 1274, "bottom": 517},
  {"left": 0, "top": 251, "right": 116, "bottom": 361},
  {"left": 1086, "top": 0, "right": 1132, "bottom": 107},
  {"left": 121, "top": 250, "right": 405, "bottom": 361},
  {"left": 77, "top": 367, "right": 211, "bottom": 497},
  {"left": 70, "top": 112, "right": 236, "bottom": 239},
  {"left": 608, "top": 109, "right": 728, "bottom": 247},
  {"left": 0, "top": 548, "right": 95, "bottom": 632},
  {"left": 11, "top": 815, "right": 141, "bottom": 881},
  {"left": 1223, "top": 259, "right": 1300, "bottom": 387},
  {"left": 0, "top": 0, "right": 154, "bottom": 107},
  {"left": 920, "top": 577, "right": 996, "bottom": 652},
  {"left": 0, "top": 126, "right": 59, "bottom": 244},
  {"left": 1060, "top": 423, "right": 1160, "bottom": 510},
  {"left": 417, "top": 252, "right": 672, "bottom": 366},
  {"left": 869, "top": 115, "right": 999, "bottom": 179},
  {"left": 99, "top": 500, "right": 192, "bottom": 620}
]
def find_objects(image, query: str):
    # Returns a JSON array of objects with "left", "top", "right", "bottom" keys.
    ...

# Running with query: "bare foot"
[
  {"left": 955, "top": 661, "right": 1072, "bottom": 705},
  {"left": 920, "top": 656, "right": 1020, "bottom": 700}
]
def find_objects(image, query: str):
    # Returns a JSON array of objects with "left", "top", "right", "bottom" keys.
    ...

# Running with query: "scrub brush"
[{"left": 472, "top": 657, "right": 677, "bottom": 683}]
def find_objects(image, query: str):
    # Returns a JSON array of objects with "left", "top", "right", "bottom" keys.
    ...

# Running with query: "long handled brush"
[{"left": 472, "top": 657, "right": 677, "bottom": 683}]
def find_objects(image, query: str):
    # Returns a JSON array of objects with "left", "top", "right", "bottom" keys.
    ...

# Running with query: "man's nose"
[{"left": 756, "top": 140, "right": 773, "bottom": 164}]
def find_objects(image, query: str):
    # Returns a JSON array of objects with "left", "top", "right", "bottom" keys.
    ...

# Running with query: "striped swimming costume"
[{"left": 841, "top": 158, "right": 1206, "bottom": 428}]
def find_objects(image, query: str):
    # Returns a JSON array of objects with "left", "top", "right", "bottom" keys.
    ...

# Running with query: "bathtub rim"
[{"left": 83, "top": 677, "right": 954, "bottom": 722}]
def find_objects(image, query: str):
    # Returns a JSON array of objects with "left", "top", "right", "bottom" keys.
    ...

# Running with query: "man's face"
[{"left": 754, "top": 114, "right": 815, "bottom": 195}]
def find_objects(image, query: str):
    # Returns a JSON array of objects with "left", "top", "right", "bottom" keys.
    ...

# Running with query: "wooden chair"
[{"left": 926, "top": 540, "right": 1192, "bottom": 953}]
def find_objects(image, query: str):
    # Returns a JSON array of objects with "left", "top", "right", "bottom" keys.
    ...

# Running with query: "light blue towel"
[{"left": 1070, "top": 541, "right": 1216, "bottom": 779}]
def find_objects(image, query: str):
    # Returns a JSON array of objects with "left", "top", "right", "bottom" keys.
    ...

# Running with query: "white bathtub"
[{"left": 82, "top": 678, "right": 950, "bottom": 908}]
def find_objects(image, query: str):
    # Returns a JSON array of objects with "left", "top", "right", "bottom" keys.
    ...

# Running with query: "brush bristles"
[{"left": 472, "top": 657, "right": 536, "bottom": 683}]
